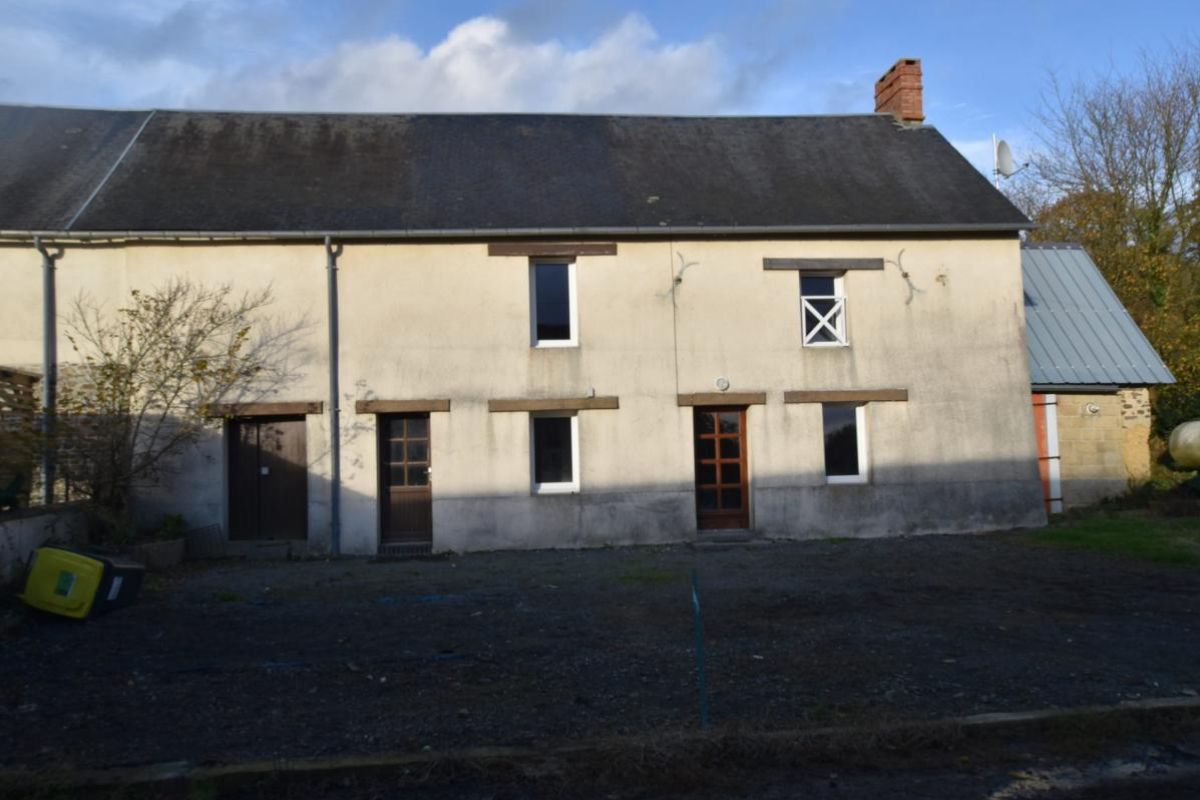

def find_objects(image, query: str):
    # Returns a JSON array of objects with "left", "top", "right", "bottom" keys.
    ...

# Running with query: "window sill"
[
  {"left": 803, "top": 341, "right": 850, "bottom": 349},
  {"left": 532, "top": 482, "right": 580, "bottom": 495},
  {"left": 826, "top": 475, "right": 868, "bottom": 485},
  {"left": 532, "top": 340, "right": 579, "bottom": 349}
]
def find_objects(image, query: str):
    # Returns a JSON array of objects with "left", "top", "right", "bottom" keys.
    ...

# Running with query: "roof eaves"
[{"left": 1, "top": 222, "right": 1033, "bottom": 242}]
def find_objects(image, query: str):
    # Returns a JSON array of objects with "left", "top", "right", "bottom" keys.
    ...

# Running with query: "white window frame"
[
  {"left": 530, "top": 411, "right": 580, "bottom": 494},
  {"left": 825, "top": 403, "right": 869, "bottom": 485},
  {"left": 529, "top": 260, "right": 578, "bottom": 348},
  {"left": 801, "top": 273, "right": 847, "bottom": 347}
]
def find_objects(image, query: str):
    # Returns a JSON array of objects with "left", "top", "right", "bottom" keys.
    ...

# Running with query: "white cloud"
[
  {"left": 0, "top": 3, "right": 847, "bottom": 115},
  {"left": 0, "top": 1, "right": 275, "bottom": 107},
  {"left": 188, "top": 14, "right": 743, "bottom": 114},
  {"left": 0, "top": 7, "right": 750, "bottom": 114},
  {"left": 0, "top": 19, "right": 210, "bottom": 108}
]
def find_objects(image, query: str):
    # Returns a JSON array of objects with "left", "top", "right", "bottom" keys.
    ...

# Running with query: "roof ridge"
[{"left": 0, "top": 103, "right": 899, "bottom": 122}]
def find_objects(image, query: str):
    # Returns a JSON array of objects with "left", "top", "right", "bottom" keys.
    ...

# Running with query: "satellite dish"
[{"left": 995, "top": 139, "right": 1016, "bottom": 177}]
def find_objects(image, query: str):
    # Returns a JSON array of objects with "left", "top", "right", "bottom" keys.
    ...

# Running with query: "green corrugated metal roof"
[{"left": 1022, "top": 243, "right": 1174, "bottom": 386}]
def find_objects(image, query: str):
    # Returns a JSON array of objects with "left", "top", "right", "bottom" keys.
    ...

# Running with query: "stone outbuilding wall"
[{"left": 1056, "top": 388, "right": 1152, "bottom": 508}]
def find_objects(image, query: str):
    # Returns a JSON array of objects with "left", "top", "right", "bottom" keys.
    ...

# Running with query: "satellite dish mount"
[{"left": 992, "top": 135, "right": 1029, "bottom": 188}]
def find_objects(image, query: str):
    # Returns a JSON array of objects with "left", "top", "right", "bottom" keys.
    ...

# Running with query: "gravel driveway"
[{"left": 3, "top": 530, "right": 1199, "bottom": 771}]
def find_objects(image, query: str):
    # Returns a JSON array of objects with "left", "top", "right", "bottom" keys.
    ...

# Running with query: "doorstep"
[
  {"left": 376, "top": 541, "right": 434, "bottom": 558},
  {"left": 222, "top": 540, "right": 309, "bottom": 559},
  {"left": 692, "top": 529, "right": 766, "bottom": 549}
]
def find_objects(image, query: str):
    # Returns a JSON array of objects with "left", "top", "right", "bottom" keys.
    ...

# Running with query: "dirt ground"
[{"left": 3, "top": 530, "right": 1200, "bottom": 775}]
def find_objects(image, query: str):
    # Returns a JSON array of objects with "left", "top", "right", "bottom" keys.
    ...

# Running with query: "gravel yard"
[{"left": 3, "top": 529, "right": 1200, "bottom": 771}]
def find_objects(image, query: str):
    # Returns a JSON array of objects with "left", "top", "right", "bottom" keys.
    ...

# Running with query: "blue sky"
[{"left": 1, "top": 1, "right": 1196, "bottom": 174}]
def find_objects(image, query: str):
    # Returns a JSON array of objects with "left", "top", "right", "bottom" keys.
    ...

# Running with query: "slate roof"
[
  {"left": 1022, "top": 243, "right": 1174, "bottom": 386},
  {"left": 0, "top": 105, "right": 1031, "bottom": 236}
]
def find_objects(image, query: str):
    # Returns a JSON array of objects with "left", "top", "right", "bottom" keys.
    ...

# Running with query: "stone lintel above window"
[
  {"left": 355, "top": 399, "right": 451, "bottom": 414},
  {"left": 784, "top": 389, "right": 907, "bottom": 403},
  {"left": 763, "top": 257, "right": 884, "bottom": 271},
  {"left": 489, "top": 242, "right": 617, "bottom": 258},
  {"left": 489, "top": 396, "right": 619, "bottom": 412},
  {"left": 677, "top": 392, "right": 767, "bottom": 407}
]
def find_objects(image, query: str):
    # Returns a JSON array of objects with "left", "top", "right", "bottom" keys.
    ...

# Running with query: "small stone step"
[
  {"left": 692, "top": 530, "right": 768, "bottom": 549},
  {"left": 701, "top": 529, "right": 757, "bottom": 542},
  {"left": 222, "top": 540, "right": 309, "bottom": 560},
  {"left": 376, "top": 542, "right": 434, "bottom": 558}
]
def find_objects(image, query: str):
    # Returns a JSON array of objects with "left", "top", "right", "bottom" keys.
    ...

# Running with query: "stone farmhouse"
[{"left": 1, "top": 59, "right": 1059, "bottom": 554}]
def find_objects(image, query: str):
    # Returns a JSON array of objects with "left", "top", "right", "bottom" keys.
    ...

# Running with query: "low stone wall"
[
  {"left": 1056, "top": 389, "right": 1152, "bottom": 508},
  {"left": 0, "top": 503, "right": 87, "bottom": 586}
]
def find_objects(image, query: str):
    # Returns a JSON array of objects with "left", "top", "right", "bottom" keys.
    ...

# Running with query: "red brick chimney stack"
[{"left": 875, "top": 58, "right": 924, "bottom": 123}]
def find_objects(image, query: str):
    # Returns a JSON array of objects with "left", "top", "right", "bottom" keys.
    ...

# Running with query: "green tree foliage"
[
  {"left": 54, "top": 280, "right": 274, "bottom": 540},
  {"left": 1011, "top": 46, "right": 1200, "bottom": 434}
]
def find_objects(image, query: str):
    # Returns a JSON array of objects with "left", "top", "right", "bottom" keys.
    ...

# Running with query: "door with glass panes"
[
  {"left": 379, "top": 414, "right": 432, "bottom": 543},
  {"left": 693, "top": 407, "right": 750, "bottom": 529}
]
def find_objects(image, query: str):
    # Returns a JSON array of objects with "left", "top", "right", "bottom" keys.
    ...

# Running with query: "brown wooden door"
[
  {"left": 693, "top": 407, "right": 750, "bottom": 530},
  {"left": 228, "top": 417, "right": 308, "bottom": 540},
  {"left": 380, "top": 414, "right": 432, "bottom": 544}
]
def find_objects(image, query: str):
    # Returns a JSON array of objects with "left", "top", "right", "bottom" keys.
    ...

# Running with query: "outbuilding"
[{"left": 1022, "top": 243, "right": 1175, "bottom": 512}]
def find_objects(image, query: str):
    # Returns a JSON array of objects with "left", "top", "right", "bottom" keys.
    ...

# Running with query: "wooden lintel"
[
  {"left": 206, "top": 401, "right": 323, "bottom": 418},
  {"left": 763, "top": 258, "right": 885, "bottom": 272},
  {"left": 677, "top": 392, "right": 767, "bottom": 407},
  {"left": 488, "top": 396, "right": 619, "bottom": 412},
  {"left": 783, "top": 389, "right": 908, "bottom": 403},
  {"left": 355, "top": 399, "right": 451, "bottom": 414},
  {"left": 487, "top": 242, "right": 618, "bottom": 258}
]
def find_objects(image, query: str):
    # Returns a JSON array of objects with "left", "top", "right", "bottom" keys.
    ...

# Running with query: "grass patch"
[
  {"left": 215, "top": 590, "right": 243, "bottom": 603},
  {"left": 1031, "top": 514, "right": 1200, "bottom": 566},
  {"left": 187, "top": 783, "right": 218, "bottom": 800}
]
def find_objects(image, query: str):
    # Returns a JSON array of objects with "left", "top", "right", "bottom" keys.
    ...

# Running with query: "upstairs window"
[
  {"left": 801, "top": 274, "right": 846, "bottom": 346},
  {"left": 531, "top": 262, "right": 577, "bottom": 347},
  {"left": 531, "top": 413, "right": 579, "bottom": 494},
  {"left": 822, "top": 403, "right": 867, "bottom": 483}
]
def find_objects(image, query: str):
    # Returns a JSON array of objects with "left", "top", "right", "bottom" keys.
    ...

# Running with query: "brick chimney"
[{"left": 875, "top": 58, "right": 924, "bottom": 123}]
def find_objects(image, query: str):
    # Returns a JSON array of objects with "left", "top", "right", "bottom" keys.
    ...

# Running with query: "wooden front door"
[
  {"left": 693, "top": 407, "right": 750, "bottom": 529},
  {"left": 228, "top": 417, "right": 308, "bottom": 540},
  {"left": 379, "top": 414, "right": 433, "bottom": 544}
]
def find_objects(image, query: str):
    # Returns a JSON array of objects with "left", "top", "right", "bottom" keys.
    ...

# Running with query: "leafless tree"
[
  {"left": 54, "top": 279, "right": 296, "bottom": 540},
  {"left": 1011, "top": 43, "right": 1200, "bottom": 432}
]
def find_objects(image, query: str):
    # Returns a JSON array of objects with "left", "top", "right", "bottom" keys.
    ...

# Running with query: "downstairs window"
[
  {"left": 822, "top": 403, "right": 867, "bottom": 483},
  {"left": 531, "top": 413, "right": 579, "bottom": 494}
]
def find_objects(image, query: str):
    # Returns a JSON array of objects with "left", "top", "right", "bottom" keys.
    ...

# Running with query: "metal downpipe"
[
  {"left": 325, "top": 236, "right": 342, "bottom": 556},
  {"left": 34, "top": 237, "right": 57, "bottom": 505}
]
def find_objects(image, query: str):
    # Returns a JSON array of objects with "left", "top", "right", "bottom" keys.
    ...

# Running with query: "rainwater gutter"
[
  {"left": 33, "top": 237, "right": 57, "bottom": 504},
  {"left": 325, "top": 236, "right": 342, "bottom": 556},
  {"left": 0, "top": 221, "right": 1034, "bottom": 243}
]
